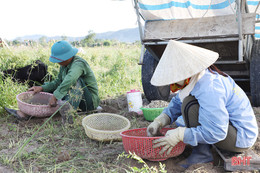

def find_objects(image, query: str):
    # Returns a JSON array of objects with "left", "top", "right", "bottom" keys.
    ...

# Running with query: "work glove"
[
  {"left": 147, "top": 113, "right": 170, "bottom": 137},
  {"left": 153, "top": 127, "right": 186, "bottom": 155}
]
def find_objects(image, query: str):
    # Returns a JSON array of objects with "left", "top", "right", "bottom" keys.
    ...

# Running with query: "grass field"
[
  {"left": 0, "top": 44, "right": 152, "bottom": 173},
  {"left": 0, "top": 44, "right": 142, "bottom": 113}
]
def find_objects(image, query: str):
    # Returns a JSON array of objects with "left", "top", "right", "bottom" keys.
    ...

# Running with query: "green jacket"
[{"left": 42, "top": 56, "right": 100, "bottom": 109}]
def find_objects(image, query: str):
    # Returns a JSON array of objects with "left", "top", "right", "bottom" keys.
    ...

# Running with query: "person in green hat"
[{"left": 5, "top": 40, "right": 100, "bottom": 123}]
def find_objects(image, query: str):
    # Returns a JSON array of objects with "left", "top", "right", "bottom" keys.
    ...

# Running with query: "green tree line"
[{"left": 3, "top": 30, "right": 140, "bottom": 47}]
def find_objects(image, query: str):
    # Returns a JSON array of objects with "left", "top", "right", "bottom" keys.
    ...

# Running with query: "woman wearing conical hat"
[{"left": 147, "top": 40, "right": 258, "bottom": 170}]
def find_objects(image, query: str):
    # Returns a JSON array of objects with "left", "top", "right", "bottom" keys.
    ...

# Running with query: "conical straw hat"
[{"left": 151, "top": 40, "right": 219, "bottom": 86}]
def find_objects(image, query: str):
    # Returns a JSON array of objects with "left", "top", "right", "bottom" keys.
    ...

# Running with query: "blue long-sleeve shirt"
[{"left": 163, "top": 69, "right": 258, "bottom": 148}]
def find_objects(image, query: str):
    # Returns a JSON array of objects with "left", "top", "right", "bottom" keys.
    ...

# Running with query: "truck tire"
[
  {"left": 141, "top": 50, "right": 170, "bottom": 102},
  {"left": 250, "top": 40, "right": 260, "bottom": 107}
]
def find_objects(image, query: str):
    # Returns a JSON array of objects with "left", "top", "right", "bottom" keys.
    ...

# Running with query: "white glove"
[
  {"left": 147, "top": 121, "right": 161, "bottom": 137},
  {"left": 153, "top": 127, "right": 186, "bottom": 155},
  {"left": 147, "top": 113, "right": 170, "bottom": 137}
]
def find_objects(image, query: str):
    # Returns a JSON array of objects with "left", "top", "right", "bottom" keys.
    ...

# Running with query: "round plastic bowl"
[
  {"left": 140, "top": 107, "right": 165, "bottom": 121},
  {"left": 82, "top": 113, "right": 131, "bottom": 142},
  {"left": 16, "top": 92, "right": 59, "bottom": 117},
  {"left": 120, "top": 128, "right": 186, "bottom": 161}
]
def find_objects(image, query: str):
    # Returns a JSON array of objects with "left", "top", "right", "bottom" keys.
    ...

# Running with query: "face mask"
[{"left": 170, "top": 78, "right": 191, "bottom": 93}]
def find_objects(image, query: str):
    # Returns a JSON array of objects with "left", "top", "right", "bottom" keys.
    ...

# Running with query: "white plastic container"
[{"left": 127, "top": 89, "right": 143, "bottom": 114}]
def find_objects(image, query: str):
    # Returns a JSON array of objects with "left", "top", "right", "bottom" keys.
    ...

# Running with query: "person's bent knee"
[
  {"left": 214, "top": 125, "right": 249, "bottom": 153},
  {"left": 181, "top": 95, "right": 200, "bottom": 127}
]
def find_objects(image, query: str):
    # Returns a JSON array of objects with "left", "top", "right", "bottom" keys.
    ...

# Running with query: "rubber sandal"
[{"left": 4, "top": 107, "right": 30, "bottom": 121}]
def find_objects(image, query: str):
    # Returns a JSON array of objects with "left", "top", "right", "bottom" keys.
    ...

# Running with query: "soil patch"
[{"left": 0, "top": 164, "right": 14, "bottom": 173}]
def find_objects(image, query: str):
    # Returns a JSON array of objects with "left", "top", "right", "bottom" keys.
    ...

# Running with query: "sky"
[{"left": 0, "top": 0, "right": 138, "bottom": 40}]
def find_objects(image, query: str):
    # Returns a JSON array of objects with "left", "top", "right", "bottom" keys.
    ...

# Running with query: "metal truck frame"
[{"left": 134, "top": 0, "right": 260, "bottom": 106}]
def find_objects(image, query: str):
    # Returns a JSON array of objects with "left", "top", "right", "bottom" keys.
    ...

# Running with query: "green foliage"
[
  {"left": 79, "top": 45, "right": 142, "bottom": 99},
  {"left": 0, "top": 44, "right": 141, "bottom": 110},
  {"left": 81, "top": 30, "right": 96, "bottom": 47},
  {"left": 12, "top": 40, "right": 21, "bottom": 46},
  {"left": 103, "top": 40, "right": 111, "bottom": 46},
  {"left": 117, "top": 152, "right": 167, "bottom": 173},
  {"left": 0, "top": 46, "right": 50, "bottom": 70},
  {"left": 0, "top": 77, "right": 27, "bottom": 112}
]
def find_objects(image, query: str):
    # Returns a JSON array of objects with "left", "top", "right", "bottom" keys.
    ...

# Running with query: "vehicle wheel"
[
  {"left": 250, "top": 40, "right": 260, "bottom": 107},
  {"left": 141, "top": 50, "right": 170, "bottom": 102}
]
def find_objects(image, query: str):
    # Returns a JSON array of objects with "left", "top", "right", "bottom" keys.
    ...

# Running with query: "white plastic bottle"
[{"left": 126, "top": 89, "right": 143, "bottom": 114}]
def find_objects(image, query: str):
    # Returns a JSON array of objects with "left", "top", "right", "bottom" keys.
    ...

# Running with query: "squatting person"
[
  {"left": 5, "top": 40, "right": 100, "bottom": 123},
  {"left": 146, "top": 40, "right": 258, "bottom": 170}
]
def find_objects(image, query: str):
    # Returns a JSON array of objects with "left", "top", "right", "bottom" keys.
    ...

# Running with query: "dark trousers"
[
  {"left": 63, "top": 78, "right": 94, "bottom": 112},
  {"left": 181, "top": 95, "right": 249, "bottom": 152}
]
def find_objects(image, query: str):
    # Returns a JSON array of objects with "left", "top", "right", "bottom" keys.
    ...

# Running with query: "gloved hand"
[
  {"left": 153, "top": 127, "right": 186, "bottom": 155},
  {"left": 147, "top": 113, "right": 170, "bottom": 137}
]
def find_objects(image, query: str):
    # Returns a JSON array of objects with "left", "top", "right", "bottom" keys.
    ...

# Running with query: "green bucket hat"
[{"left": 49, "top": 41, "right": 78, "bottom": 63}]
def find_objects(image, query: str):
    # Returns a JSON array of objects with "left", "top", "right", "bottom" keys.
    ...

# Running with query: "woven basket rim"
[
  {"left": 120, "top": 127, "right": 174, "bottom": 139},
  {"left": 16, "top": 92, "right": 53, "bottom": 108},
  {"left": 82, "top": 113, "right": 131, "bottom": 134}
]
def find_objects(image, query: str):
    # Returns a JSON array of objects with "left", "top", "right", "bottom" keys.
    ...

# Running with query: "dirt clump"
[{"left": 57, "top": 150, "right": 71, "bottom": 162}]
